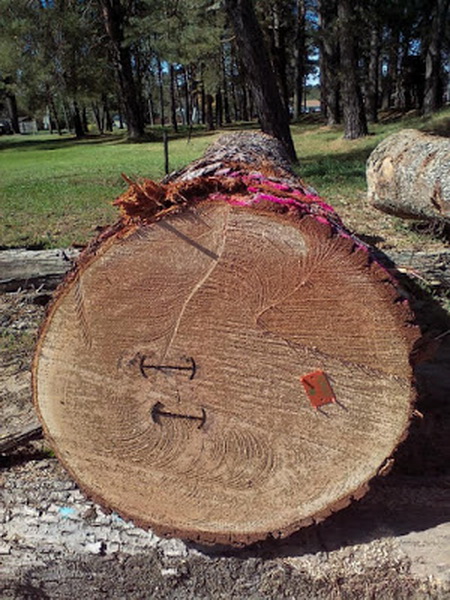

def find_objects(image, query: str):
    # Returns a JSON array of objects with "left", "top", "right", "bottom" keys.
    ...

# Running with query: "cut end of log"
[
  {"left": 367, "top": 129, "right": 450, "bottom": 223},
  {"left": 33, "top": 134, "right": 419, "bottom": 546}
]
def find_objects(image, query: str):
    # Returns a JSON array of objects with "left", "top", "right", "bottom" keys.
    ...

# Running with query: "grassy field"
[{"left": 1, "top": 109, "right": 449, "bottom": 250}]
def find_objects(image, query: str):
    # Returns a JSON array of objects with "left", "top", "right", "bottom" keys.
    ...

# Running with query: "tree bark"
[
  {"left": 0, "top": 425, "right": 43, "bottom": 454},
  {"left": 72, "top": 100, "right": 85, "bottom": 139},
  {"left": 293, "top": 0, "right": 306, "bottom": 120},
  {"left": 224, "top": 0, "right": 297, "bottom": 161},
  {"left": 367, "top": 129, "right": 450, "bottom": 223},
  {"left": 169, "top": 64, "right": 178, "bottom": 133},
  {"left": 157, "top": 57, "right": 165, "bottom": 127},
  {"left": 423, "top": 0, "right": 450, "bottom": 115},
  {"left": 33, "top": 131, "right": 417, "bottom": 547},
  {"left": 92, "top": 103, "right": 104, "bottom": 134},
  {"left": 0, "top": 248, "right": 80, "bottom": 292},
  {"left": 268, "top": 1, "right": 289, "bottom": 114},
  {"left": 366, "top": 25, "right": 380, "bottom": 123},
  {"left": 205, "top": 93, "right": 215, "bottom": 130},
  {"left": 47, "top": 89, "right": 62, "bottom": 135},
  {"left": 337, "top": 0, "right": 368, "bottom": 138},
  {"left": 215, "top": 89, "right": 223, "bottom": 128},
  {"left": 6, "top": 92, "right": 20, "bottom": 134},
  {"left": 221, "top": 46, "right": 232, "bottom": 124},
  {"left": 99, "top": 0, "right": 145, "bottom": 140},
  {"left": 182, "top": 65, "right": 191, "bottom": 127},
  {"left": 381, "top": 28, "right": 399, "bottom": 110},
  {"left": 318, "top": 0, "right": 340, "bottom": 125}
]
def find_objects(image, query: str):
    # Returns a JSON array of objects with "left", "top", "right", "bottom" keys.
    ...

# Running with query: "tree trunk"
[
  {"left": 72, "top": 100, "right": 85, "bottom": 139},
  {"left": 318, "top": 0, "right": 340, "bottom": 125},
  {"left": 293, "top": 0, "right": 306, "bottom": 120},
  {"left": 367, "top": 129, "right": 450, "bottom": 222},
  {"left": 337, "top": 0, "right": 367, "bottom": 139},
  {"left": 215, "top": 89, "right": 223, "bottom": 128},
  {"left": 200, "top": 80, "right": 206, "bottom": 125},
  {"left": 169, "top": 64, "right": 178, "bottom": 133},
  {"left": 231, "top": 79, "right": 239, "bottom": 121},
  {"left": 268, "top": 1, "right": 289, "bottom": 114},
  {"left": 182, "top": 65, "right": 191, "bottom": 127},
  {"left": 47, "top": 89, "right": 62, "bottom": 135},
  {"left": 366, "top": 25, "right": 380, "bottom": 123},
  {"left": 423, "top": 0, "right": 450, "bottom": 115},
  {"left": 157, "top": 57, "right": 165, "bottom": 127},
  {"left": 205, "top": 93, "right": 215, "bottom": 130},
  {"left": 103, "top": 95, "right": 113, "bottom": 132},
  {"left": 394, "top": 36, "right": 411, "bottom": 111},
  {"left": 241, "top": 82, "right": 249, "bottom": 121},
  {"left": 82, "top": 106, "right": 89, "bottom": 134},
  {"left": 6, "top": 92, "right": 20, "bottom": 134},
  {"left": 99, "top": 0, "right": 145, "bottom": 140},
  {"left": 33, "top": 131, "right": 417, "bottom": 547},
  {"left": 221, "top": 47, "right": 232, "bottom": 124},
  {"left": 92, "top": 103, "right": 104, "bottom": 134},
  {"left": 224, "top": 0, "right": 297, "bottom": 161},
  {"left": 381, "top": 29, "right": 399, "bottom": 110}
]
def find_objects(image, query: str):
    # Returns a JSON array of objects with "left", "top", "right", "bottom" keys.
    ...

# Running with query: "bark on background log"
[
  {"left": 367, "top": 129, "right": 450, "bottom": 223},
  {"left": 0, "top": 248, "right": 80, "bottom": 292}
]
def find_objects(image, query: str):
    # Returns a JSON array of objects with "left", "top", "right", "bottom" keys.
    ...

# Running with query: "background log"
[
  {"left": 1, "top": 247, "right": 447, "bottom": 294},
  {"left": 366, "top": 129, "right": 450, "bottom": 222},
  {"left": 0, "top": 424, "right": 43, "bottom": 454},
  {"left": 33, "top": 132, "right": 418, "bottom": 546},
  {"left": 382, "top": 249, "right": 450, "bottom": 291},
  {"left": 0, "top": 248, "right": 80, "bottom": 292}
]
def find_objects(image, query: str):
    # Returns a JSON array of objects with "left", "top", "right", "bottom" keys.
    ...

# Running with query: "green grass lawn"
[
  {"left": 0, "top": 129, "right": 218, "bottom": 248},
  {"left": 1, "top": 109, "right": 449, "bottom": 250}
]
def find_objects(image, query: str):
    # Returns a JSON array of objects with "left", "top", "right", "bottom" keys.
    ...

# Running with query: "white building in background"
[{"left": 19, "top": 117, "right": 38, "bottom": 134}]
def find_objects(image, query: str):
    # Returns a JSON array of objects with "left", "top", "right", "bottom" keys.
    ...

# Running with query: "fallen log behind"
[
  {"left": 1, "top": 247, "right": 448, "bottom": 294},
  {"left": 367, "top": 129, "right": 450, "bottom": 223},
  {"left": 0, "top": 248, "right": 80, "bottom": 292},
  {"left": 385, "top": 249, "right": 450, "bottom": 290},
  {"left": 0, "top": 424, "right": 43, "bottom": 454},
  {"left": 33, "top": 132, "right": 419, "bottom": 546}
]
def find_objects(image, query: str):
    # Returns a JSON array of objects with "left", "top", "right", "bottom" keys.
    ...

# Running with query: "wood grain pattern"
[{"left": 33, "top": 196, "right": 417, "bottom": 545}]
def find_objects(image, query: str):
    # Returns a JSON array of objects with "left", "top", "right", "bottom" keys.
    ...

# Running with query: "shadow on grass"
[
  {"left": 0, "top": 133, "right": 128, "bottom": 152},
  {"left": 298, "top": 145, "right": 376, "bottom": 189},
  {"left": 0, "top": 126, "right": 227, "bottom": 153}
]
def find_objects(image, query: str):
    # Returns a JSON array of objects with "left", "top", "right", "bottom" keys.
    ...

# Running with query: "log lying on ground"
[
  {"left": 33, "top": 132, "right": 419, "bottom": 547},
  {"left": 0, "top": 248, "right": 80, "bottom": 292},
  {"left": 367, "top": 129, "right": 450, "bottom": 222},
  {"left": 386, "top": 249, "right": 450, "bottom": 290},
  {"left": 0, "top": 424, "right": 43, "bottom": 454},
  {"left": 1, "top": 246, "right": 447, "bottom": 294}
]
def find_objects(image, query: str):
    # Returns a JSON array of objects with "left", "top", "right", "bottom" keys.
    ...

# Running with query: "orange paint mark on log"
[{"left": 301, "top": 370, "right": 336, "bottom": 409}]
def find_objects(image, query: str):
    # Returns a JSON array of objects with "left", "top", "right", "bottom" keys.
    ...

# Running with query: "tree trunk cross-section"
[{"left": 33, "top": 133, "right": 418, "bottom": 547}]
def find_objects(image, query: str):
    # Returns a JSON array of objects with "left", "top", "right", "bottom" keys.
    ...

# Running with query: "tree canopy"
[{"left": 0, "top": 0, "right": 448, "bottom": 141}]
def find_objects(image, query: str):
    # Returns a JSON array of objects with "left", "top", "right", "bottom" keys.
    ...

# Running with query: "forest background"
[{"left": 1, "top": 0, "right": 449, "bottom": 141}]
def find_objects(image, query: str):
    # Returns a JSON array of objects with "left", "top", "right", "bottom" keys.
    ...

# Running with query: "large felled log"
[
  {"left": 33, "top": 132, "right": 419, "bottom": 546},
  {"left": 367, "top": 129, "right": 450, "bottom": 222}
]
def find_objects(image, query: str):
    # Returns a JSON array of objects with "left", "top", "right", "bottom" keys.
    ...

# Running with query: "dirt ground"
[{"left": 1, "top": 259, "right": 450, "bottom": 597}]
